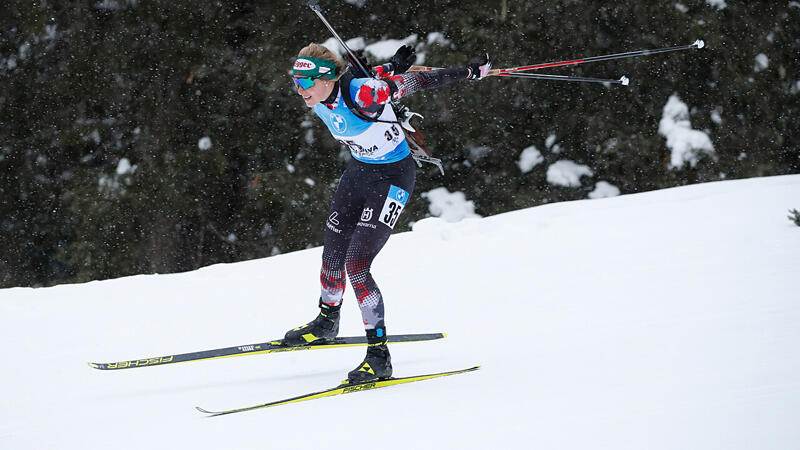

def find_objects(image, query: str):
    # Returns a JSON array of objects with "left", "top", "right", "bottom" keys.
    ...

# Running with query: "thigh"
[
  {"left": 349, "top": 158, "right": 417, "bottom": 257},
  {"left": 323, "top": 168, "right": 364, "bottom": 248},
  {"left": 364, "top": 158, "right": 416, "bottom": 232}
]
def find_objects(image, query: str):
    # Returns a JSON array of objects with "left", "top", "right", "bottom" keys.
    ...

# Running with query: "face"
[{"left": 295, "top": 77, "right": 335, "bottom": 107}]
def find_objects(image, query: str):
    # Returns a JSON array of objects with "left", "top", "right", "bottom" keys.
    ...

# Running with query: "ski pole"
[
  {"left": 496, "top": 72, "right": 630, "bottom": 85},
  {"left": 307, "top": 0, "right": 371, "bottom": 77},
  {"left": 492, "top": 40, "right": 705, "bottom": 74},
  {"left": 408, "top": 66, "right": 629, "bottom": 86}
]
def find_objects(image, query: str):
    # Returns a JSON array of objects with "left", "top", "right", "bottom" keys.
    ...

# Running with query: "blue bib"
[{"left": 313, "top": 78, "right": 410, "bottom": 164}]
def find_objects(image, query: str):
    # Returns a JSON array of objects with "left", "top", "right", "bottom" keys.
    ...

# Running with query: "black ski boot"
[
  {"left": 283, "top": 299, "right": 341, "bottom": 346},
  {"left": 347, "top": 328, "right": 392, "bottom": 383}
]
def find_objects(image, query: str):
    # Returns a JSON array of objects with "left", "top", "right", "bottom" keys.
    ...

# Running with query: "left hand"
[
  {"left": 390, "top": 45, "right": 416, "bottom": 74},
  {"left": 466, "top": 53, "right": 492, "bottom": 80}
]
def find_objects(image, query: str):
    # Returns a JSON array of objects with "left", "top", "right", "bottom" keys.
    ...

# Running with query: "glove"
[
  {"left": 466, "top": 53, "right": 492, "bottom": 80},
  {"left": 389, "top": 45, "right": 416, "bottom": 74}
]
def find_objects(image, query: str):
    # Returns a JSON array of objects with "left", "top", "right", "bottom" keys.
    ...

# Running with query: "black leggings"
[{"left": 320, "top": 156, "right": 416, "bottom": 331}]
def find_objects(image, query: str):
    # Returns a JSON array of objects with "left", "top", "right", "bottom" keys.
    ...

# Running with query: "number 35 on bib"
[{"left": 379, "top": 185, "right": 410, "bottom": 229}]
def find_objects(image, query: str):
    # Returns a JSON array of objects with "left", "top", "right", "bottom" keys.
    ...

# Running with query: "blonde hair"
[{"left": 297, "top": 44, "right": 347, "bottom": 80}]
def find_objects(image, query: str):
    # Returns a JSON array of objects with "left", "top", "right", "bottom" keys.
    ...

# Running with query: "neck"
[{"left": 321, "top": 81, "right": 339, "bottom": 105}]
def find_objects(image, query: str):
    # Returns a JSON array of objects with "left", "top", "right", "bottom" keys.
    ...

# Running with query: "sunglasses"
[{"left": 293, "top": 77, "right": 316, "bottom": 89}]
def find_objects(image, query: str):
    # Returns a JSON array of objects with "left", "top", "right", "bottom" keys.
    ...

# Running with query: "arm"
[
  {"left": 390, "top": 67, "right": 471, "bottom": 98},
  {"left": 352, "top": 66, "right": 476, "bottom": 117},
  {"left": 352, "top": 46, "right": 490, "bottom": 117},
  {"left": 370, "top": 63, "right": 397, "bottom": 79}
]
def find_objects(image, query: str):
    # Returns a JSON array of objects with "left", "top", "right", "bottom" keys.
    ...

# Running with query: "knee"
[{"left": 345, "top": 255, "right": 369, "bottom": 280}]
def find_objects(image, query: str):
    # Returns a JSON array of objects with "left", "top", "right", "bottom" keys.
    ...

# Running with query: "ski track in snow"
[{"left": 1, "top": 175, "right": 799, "bottom": 449}]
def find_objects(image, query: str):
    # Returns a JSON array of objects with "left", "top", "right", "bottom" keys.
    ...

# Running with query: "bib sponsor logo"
[
  {"left": 327, "top": 211, "right": 342, "bottom": 234},
  {"left": 328, "top": 211, "right": 340, "bottom": 226},
  {"left": 331, "top": 113, "right": 347, "bottom": 133},
  {"left": 294, "top": 58, "right": 317, "bottom": 70},
  {"left": 361, "top": 208, "right": 373, "bottom": 222}
]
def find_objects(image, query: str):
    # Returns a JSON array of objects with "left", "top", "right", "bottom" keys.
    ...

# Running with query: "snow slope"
[{"left": 2, "top": 175, "right": 799, "bottom": 450}]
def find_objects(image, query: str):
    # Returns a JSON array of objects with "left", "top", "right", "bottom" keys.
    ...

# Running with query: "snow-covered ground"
[{"left": 1, "top": 175, "right": 799, "bottom": 449}]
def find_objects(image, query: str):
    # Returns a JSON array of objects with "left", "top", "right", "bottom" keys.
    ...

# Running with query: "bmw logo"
[{"left": 330, "top": 114, "right": 347, "bottom": 133}]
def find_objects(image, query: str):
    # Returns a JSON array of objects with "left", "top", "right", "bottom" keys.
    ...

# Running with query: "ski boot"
[
  {"left": 347, "top": 327, "right": 392, "bottom": 383},
  {"left": 283, "top": 299, "right": 340, "bottom": 346}
]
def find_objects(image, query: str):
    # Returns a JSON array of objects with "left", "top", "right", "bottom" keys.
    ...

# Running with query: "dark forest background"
[{"left": 1, "top": 0, "right": 798, "bottom": 288}]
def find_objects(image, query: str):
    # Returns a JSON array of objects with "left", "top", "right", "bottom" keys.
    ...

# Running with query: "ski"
[
  {"left": 196, "top": 365, "right": 480, "bottom": 416},
  {"left": 88, "top": 333, "right": 446, "bottom": 370}
]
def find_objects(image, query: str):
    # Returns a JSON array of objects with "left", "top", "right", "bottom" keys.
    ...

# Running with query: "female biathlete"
[{"left": 283, "top": 43, "right": 491, "bottom": 383}]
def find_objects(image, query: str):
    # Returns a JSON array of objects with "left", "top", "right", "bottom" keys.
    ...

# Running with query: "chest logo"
[
  {"left": 361, "top": 208, "right": 373, "bottom": 222},
  {"left": 330, "top": 113, "right": 347, "bottom": 133}
]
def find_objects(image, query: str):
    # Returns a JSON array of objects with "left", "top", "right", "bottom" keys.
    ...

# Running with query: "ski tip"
[
  {"left": 195, "top": 406, "right": 216, "bottom": 415},
  {"left": 88, "top": 362, "right": 101, "bottom": 369},
  {"left": 694, "top": 39, "right": 705, "bottom": 49}
]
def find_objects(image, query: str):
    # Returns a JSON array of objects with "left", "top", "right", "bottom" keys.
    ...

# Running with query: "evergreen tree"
[{"left": 0, "top": 1, "right": 797, "bottom": 287}]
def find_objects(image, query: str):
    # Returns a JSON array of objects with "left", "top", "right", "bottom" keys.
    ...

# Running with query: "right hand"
[
  {"left": 466, "top": 53, "right": 492, "bottom": 80},
  {"left": 389, "top": 45, "right": 416, "bottom": 74}
]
